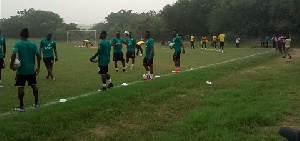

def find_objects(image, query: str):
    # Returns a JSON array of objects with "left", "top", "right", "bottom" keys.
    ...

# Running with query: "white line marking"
[{"left": 0, "top": 50, "right": 273, "bottom": 117}]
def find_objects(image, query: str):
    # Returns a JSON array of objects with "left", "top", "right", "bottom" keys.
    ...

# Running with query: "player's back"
[
  {"left": 98, "top": 39, "right": 111, "bottom": 66},
  {"left": 14, "top": 40, "right": 39, "bottom": 74},
  {"left": 219, "top": 34, "right": 225, "bottom": 42}
]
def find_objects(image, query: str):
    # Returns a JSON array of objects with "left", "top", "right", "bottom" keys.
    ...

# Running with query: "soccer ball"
[
  {"left": 142, "top": 74, "right": 149, "bottom": 80},
  {"left": 10, "top": 58, "right": 21, "bottom": 69},
  {"left": 91, "top": 55, "right": 98, "bottom": 62},
  {"left": 124, "top": 31, "right": 129, "bottom": 36},
  {"left": 169, "top": 43, "right": 174, "bottom": 49}
]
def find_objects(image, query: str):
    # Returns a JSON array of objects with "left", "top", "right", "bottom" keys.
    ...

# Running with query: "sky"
[{"left": 1, "top": 0, "right": 176, "bottom": 25}]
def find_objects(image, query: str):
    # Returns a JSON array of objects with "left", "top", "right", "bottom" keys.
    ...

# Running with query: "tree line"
[{"left": 1, "top": 0, "right": 299, "bottom": 42}]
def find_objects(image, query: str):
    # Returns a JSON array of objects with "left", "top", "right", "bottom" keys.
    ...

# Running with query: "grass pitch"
[{"left": 1, "top": 39, "right": 299, "bottom": 140}]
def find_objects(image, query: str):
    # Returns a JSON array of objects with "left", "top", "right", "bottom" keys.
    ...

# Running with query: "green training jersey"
[
  {"left": 111, "top": 37, "right": 124, "bottom": 53},
  {"left": 40, "top": 38, "right": 56, "bottom": 58},
  {"left": 13, "top": 40, "right": 40, "bottom": 75},
  {"left": 0, "top": 36, "right": 5, "bottom": 58},
  {"left": 173, "top": 35, "right": 182, "bottom": 52},
  {"left": 127, "top": 38, "right": 136, "bottom": 53},
  {"left": 98, "top": 39, "right": 111, "bottom": 66},
  {"left": 145, "top": 38, "right": 154, "bottom": 58}
]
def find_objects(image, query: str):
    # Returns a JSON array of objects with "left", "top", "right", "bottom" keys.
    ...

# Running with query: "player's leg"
[
  {"left": 28, "top": 74, "right": 39, "bottom": 107},
  {"left": 121, "top": 53, "right": 126, "bottom": 72},
  {"left": 49, "top": 57, "right": 55, "bottom": 81},
  {"left": 136, "top": 46, "right": 140, "bottom": 55},
  {"left": 106, "top": 72, "right": 113, "bottom": 88},
  {"left": 113, "top": 53, "right": 119, "bottom": 73},
  {"left": 205, "top": 42, "right": 207, "bottom": 49},
  {"left": 131, "top": 52, "right": 135, "bottom": 69},
  {"left": 98, "top": 66, "right": 108, "bottom": 91},
  {"left": 14, "top": 74, "right": 26, "bottom": 112},
  {"left": 140, "top": 46, "right": 143, "bottom": 56},
  {"left": 126, "top": 51, "right": 130, "bottom": 67},
  {"left": 0, "top": 59, "right": 3, "bottom": 87}
]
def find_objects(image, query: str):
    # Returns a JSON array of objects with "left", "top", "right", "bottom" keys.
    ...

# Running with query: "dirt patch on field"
[
  {"left": 88, "top": 125, "right": 113, "bottom": 137},
  {"left": 239, "top": 66, "right": 271, "bottom": 75}
]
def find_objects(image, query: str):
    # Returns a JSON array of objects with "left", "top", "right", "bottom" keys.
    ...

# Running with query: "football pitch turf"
[{"left": 1, "top": 39, "right": 299, "bottom": 140}]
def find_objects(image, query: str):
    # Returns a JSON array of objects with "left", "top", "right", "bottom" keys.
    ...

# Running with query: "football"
[
  {"left": 143, "top": 74, "right": 149, "bottom": 80},
  {"left": 169, "top": 43, "right": 174, "bottom": 49},
  {"left": 124, "top": 31, "right": 129, "bottom": 36},
  {"left": 91, "top": 55, "right": 98, "bottom": 62},
  {"left": 10, "top": 58, "right": 21, "bottom": 69}
]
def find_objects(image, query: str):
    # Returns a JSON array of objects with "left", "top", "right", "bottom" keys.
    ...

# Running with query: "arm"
[
  {"left": 90, "top": 51, "right": 100, "bottom": 62},
  {"left": 36, "top": 54, "right": 41, "bottom": 75},
  {"left": 3, "top": 40, "right": 6, "bottom": 58},
  {"left": 53, "top": 42, "right": 58, "bottom": 61},
  {"left": 10, "top": 53, "right": 17, "bottom": 71},
  {"left": 181, "top": 41, "right": 185, "bottom": 54}
]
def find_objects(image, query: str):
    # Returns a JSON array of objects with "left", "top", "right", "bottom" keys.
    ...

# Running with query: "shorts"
[
  {"left": 98, "top": 65, "right": 108, "bottom": 75},
  {"left": 15, "top": 74, "right": 37, "bottom": 87},
  {"left": 136, "top": 45, "right": 142, "bottom": 50},
  {"left": 220, "top": 42, "right": 225, "bottom": 46},
  {"left": 0, "top": 58, "right": 4, "bottom": 69},
  {"left": 126, "top": 51, "right": 135, "bottom": 59},
  {"left": 143, "top": 58, "right": 154, "bottom": 66},
  {"left": 43, "top": 57, "right": 54, "bottom": 67},
  {"left": 113, "top": 52, "right": 124, "bottom": 61},
  {"left": 173, "top": 52, "right": 181, "bottom": 61}
]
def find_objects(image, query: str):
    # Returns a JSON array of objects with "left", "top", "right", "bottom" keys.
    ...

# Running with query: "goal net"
[{"left": 67, "top": 30, "right": 97, "bottom": 46}]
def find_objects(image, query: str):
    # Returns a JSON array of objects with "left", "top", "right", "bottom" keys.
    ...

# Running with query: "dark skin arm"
[
  {"left": 10, "top": 53, "right": 17, "bottom": 71},
  {"left": 181, "top": 41, "right": 185, "bottom": 54},
  {"left": 3, "top": 43, "right": 6, "bottom": 58},
  {"left": 148, "top": 48, "right": 154, "bottom": 60},
  {"left": 36, "top": 54, "right": 41, "bottom": 75},
  {"left": 90, "top": 51, "right": 100, "bottom": 62},
  {"left": 54, "top": 48, "right": 58, "bottom": 61}
]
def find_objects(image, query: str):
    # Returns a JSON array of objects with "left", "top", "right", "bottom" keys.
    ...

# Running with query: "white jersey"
[{"left": 236, "top": 38, "right": 240, "bottom": 44}]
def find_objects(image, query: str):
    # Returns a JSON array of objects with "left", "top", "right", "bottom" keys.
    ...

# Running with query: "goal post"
[{"left": 67, "top": 30, "right": 97, "bottom": 45}]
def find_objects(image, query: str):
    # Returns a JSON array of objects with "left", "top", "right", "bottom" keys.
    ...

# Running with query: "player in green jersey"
[
  {"left": 90, "top": 31, "right": 113, "bottom": 91},
  {"left": 0, "top": 30, "right": 6, "bottom": 87},
  {"left": 10, "top": 28, "right": 41, "bottom": 112},
  {"left": 125, "top": 32, "right": 137, "bottom": 69},
  {"left": 40, "top": 33, "right": 58, "bottom": 81}
]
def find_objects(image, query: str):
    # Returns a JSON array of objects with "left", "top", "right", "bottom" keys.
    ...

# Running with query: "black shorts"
[
  {"left": 220, "top": 42, "right": 225, "bottom": 47},
  {"left": 43, "top": 57, "right": 54, "bottom": 67},
  {"left": 173, "top": 52, "right": 181, "bottom": 61},
  {"left": 143, "top": 58, "right": 153, "bottom": 66},
  {"left": 0, "top": 58, "right": 4, "bottom": 69},
  {"left": 98, "top": 65, "right": 108, "bottom": 75},
  {"left": 113, "top": 53, "right": 124, "bottom": 61},
  {"left": 136, "top": 45, "right": 142, "bottom": 49},
  {"left": 15, "top": 74, "right": 37, "bottom": 87},
  {"left": 126, "top": 51, "right": 135, "bottom": 59}
]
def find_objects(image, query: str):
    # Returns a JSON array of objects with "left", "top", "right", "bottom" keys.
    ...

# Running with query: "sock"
[
  {"left": 148, "top": 71, "right": 150, "bottom": 75},
  {"left": 131, "top": 64, "right": 134, "bottom": 67},
  {"left": 123, "top": 67, "right": 126, "bottom": 70},
  {"left": 108, "top": 79, "right": 112, "bottom": 83},
  {"left": 115, "top": 68, "right": 118, "bottom": 71},
  {"left": 103, "top": 84, "right": 107, "bottom": 88},
  {"left": 150, "top": 74, "right": 153, "bottom": 79}
]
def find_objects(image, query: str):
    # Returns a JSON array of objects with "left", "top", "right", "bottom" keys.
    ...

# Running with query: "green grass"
[{"left": 1, "top": 38, "right": 299, "bottom": 140}]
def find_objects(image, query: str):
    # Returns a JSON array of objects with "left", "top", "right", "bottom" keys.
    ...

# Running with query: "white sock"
[
  {"left": 103, "top": 84, "right": 107, "bottom": 88},
  {"left": 150, "top": 74, "right": 153, "bottom": 79},
  {"left": 115, "top": 68, "right": 118, "bottom": 71},
  {"left": 123, "top": 67, "right": 126, "bottom": 70},
  {"left": 148, "top": 71, "right": 150, "bottom": 75},
  {"left": 131, "top": 64, "right": 134, "bottom": 67},
  {"left": 108, "top": 79, "right": 112, "bottom": 83}
]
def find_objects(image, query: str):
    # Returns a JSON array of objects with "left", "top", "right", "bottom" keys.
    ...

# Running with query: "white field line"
[{"left": 0, "top": 50, "right": 273, "bottom": 117}]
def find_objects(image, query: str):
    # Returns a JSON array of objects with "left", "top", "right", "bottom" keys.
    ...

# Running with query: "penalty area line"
[{"left": 0, "top": 49, "right": 273, "bottom": 117}]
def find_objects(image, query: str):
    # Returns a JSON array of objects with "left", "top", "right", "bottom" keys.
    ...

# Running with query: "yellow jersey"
[
  {"left": 83, "top": 40, "right": 90, "bottom": 43},
  {"left": 191, "top": 36, "right": 195, "bottom": 42},
  {"left": 136, "top": 41, "right": 145, "bottom": 46},
  {"left": 219, "top": 34, "right": 225, "bottom": 42}
]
